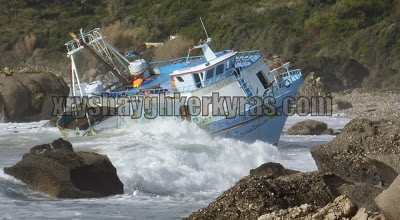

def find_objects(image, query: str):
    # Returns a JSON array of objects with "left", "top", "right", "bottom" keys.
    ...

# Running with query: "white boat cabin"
[{"left": 169, "top": 38, "right": 278, "bottom": 95}]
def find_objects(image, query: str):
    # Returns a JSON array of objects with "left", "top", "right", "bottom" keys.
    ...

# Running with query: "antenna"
[{"left": 200, "top": 17, "right": 209, "bottom": 39}]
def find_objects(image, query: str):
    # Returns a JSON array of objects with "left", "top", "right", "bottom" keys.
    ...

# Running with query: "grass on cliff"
[{"left": 0, "top": 0, "right": 399, "bottom": 90}]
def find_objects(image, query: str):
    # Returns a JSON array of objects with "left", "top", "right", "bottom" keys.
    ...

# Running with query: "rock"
[
  {"left": 296, "top": 72, "right": 333, "bottom": 115},
  {"left": 351, "top": 208, "right": 385, "bottom": 220},
  {"left": 287, "top": 120, "right": 333, "bottom": 135},
  {"left": 297, "top": 72, "right": 331, "bottom": 97},
  {"left": 258, "top": 195, "right": 356, "bottom": 220},
  {"left": 375, "top": 175, "right": 400, "bottom": 220},
  {"left": 258, "top": 203, "right": 315, "bottom": 220},
  {"left": 4, "top": 67, "right": 12, "bottom": 75},
  {"left": 0, "top": 70, "right": 69, "bottom": 122},
  {"left": 184, "top": 172, "right": 348, "bottom": 220},
  {"left": 0, "top": 93, "right": 4, "bottom": 123},
  {"left": 3, "top": 139, "right": 123, "bottom": 198},
  {"left": 250, "top": 162, "right": 299, "bottom": 178},
  {"left": 30, "top": 138, "right": 73, "bottom": 155},
  {"left": 312, "top": 195, "right": 357, "bottom": 220},
  {"left": 332, "top": 100, "right": 353, "bottom": 111},
  {"left": 338, "top": 182, "right": 383, "bottom": 212},
  {"left": 310, "top": 118, "right": 400, "bottom": 187},
  {"left": 322, "top": 128, "right": 335, "bottom": 135},
  {"left": 352, "top": 208, "right": 369, "bottom": 220}
]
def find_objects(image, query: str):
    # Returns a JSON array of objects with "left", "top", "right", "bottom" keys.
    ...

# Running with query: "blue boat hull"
[{"left": 204, "top": 74, "right": 303, "bottom": 144}]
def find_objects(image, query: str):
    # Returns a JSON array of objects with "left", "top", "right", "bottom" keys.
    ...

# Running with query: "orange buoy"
[{"left": 132, "top": 78, "right": 143, "bottom": 87}]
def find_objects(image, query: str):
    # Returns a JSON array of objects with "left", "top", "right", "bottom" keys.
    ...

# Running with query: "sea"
[{"left": 0, "top": 114, "right": 350, "bottom": 219}]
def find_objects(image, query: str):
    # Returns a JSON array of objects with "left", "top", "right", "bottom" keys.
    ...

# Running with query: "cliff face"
[{"left": 0, "top": 69, "right": 69, "bottom": 122}]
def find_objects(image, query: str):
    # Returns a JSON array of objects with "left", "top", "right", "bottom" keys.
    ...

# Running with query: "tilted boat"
[{"left": 57, "top": 26, "right": 303, "bottom": 145}]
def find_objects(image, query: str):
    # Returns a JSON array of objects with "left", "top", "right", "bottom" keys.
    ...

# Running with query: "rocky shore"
[
  {"left": 332, "top": 89, "right": 400, "bottom": 120},
  {"left": 186, "top": 117, "right": 399, "bottom": 219},
  {"left": 185, "top": 85, "right": 400, "bottom": 219}
]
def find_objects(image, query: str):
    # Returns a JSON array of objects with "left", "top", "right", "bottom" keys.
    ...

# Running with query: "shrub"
[{"left": 151, "top": 37, "right": 194, "bottom": 62}]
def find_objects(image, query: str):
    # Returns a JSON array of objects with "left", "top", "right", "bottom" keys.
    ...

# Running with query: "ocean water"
[{"left": 0, "top": 114, "right": 350, "bottom": 219}]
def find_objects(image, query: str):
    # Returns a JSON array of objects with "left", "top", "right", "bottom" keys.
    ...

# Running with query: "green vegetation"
[{"left": 0, "top": 0, "right": 399, "bottom": 90}]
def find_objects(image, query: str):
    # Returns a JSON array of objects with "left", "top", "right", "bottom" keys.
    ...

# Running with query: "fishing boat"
[{"left": 57, "top": 24, "right": 303, "bottom": 145}]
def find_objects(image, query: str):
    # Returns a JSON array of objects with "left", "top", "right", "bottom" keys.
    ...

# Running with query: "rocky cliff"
[{"left": 0, "top": 68, "right": 69, "bottom": 122}]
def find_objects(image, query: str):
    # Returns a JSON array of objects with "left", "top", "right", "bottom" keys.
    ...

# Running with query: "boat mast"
[
  {"left": 200, "top": 17, "right": 209, "bottom": 39},
  {"left": 190, "top": 18, "right": 217, "bottom": 62}
]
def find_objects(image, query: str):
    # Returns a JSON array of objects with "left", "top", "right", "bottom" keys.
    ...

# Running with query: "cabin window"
[
  {"left": 216, "top": 64, "right": 224, "bottom": 75},
  {"left": 256, "top": 71, "right": 269, "bottom": 89},
  {"left": 193, "top": 73, "right": 202, "bottom": 88},
  {"left": 176, "top": 76, "right": 184, "bottom": 82},
  {"left": 206, "top": 68, "right": 214, "bottom": 80}
]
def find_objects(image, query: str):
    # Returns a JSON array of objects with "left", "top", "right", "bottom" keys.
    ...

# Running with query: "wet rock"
[
  {"left": 250, "top": 162, "right": 299, "bottom": 178},
  {"left": 0, "top": 70, "right": 69, "bottom": 122},
  {"left": 3, "top": 139, "right": 123, "bottom": 198},
  {"left": 30, "top": 138, "right": 73, "bottom": 155},
  {"left": 310, "top": 118, "right": 400, "bottom": 187},
  {"left": 375, "top": 175, "right": 400, "bottom": 220},
  {"left": 184, "top": 172, "right": 347, "bottom": 220},
  {"left": 287, "top": 120, "right": 333, "bottom": 135}
]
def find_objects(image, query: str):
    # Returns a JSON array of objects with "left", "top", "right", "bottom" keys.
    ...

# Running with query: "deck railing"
[
  {"left": 99, "top": 67, "right": 239, "bottom": 97},
  {"left": 98, "top": 68, "right": 302, "bottom": 99},
  {"left": 149, "top": 55, "right": 204, "bottom": 68},
  {"left": 235, "top": 50, "right": 261, "bottom": 65},
  {"left": 65, "top": 28, "right": 103, "bottom": 54},
  {"left": 261, "top": 69, "right": 302, "bottom": 97}
]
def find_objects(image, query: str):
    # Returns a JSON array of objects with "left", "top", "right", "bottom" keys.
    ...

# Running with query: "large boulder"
[
  {"left": 375, "top": 175, "right": 400, "bottom": 220},
  {"left": 0, "top": 70, "right": 69, "bottom": 122},
  {"left": 184, "top": 171, "right": 347, "bottom": 220},
  {"left": 250, "top": 162, "right": 299, "bottom": 178},
  {"left": 310, "top": 118, "right": 400, "bottom": 187},
  {"left": 287, "top": 120, "right": 334, "bottom": 135},
  {"left": 3, "top": 138, "right": 124, "bottom": 198}
]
